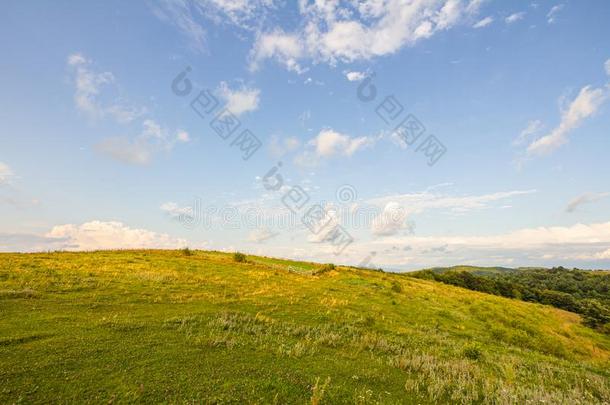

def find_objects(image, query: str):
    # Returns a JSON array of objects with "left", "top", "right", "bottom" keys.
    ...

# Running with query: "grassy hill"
[
  {"left": 1, "top": 250, "right": 609, "bottom": 404},
  {"left": 420, "top": 265, "right": 518, "bottom": 276}
]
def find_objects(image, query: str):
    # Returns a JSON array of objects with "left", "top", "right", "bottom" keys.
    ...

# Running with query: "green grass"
[{"left": 1, "top": 250, "right": 609, "bottom": 404}]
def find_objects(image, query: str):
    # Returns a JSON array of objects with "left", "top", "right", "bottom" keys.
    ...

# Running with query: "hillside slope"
[{"left": 1, "top": 251, "right": 609, "bottom": 404}]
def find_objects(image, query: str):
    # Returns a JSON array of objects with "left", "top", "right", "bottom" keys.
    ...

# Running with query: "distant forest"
[{"left": 410, "top": 267, "right": 610, "bottom": 333}]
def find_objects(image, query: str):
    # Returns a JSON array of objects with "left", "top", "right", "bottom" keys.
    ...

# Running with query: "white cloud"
[
  {"left": 351, "top": 220, "right": 610, "bottom": 269},
  {"left": 345, "top": 71, "right": 366, "bottom": 81},
  {"left": 0, "top": 162, "right": 14, "bottom": 185},
  {"left": 218, "top": 82, "right": 260, "bottom": 116},
  {"left": 527, "top": 85, "right": 608, "bottom": 155},
  {"left": 505, "top": 12, "right": 525, "bottom": 24},
  {"left": 546, "top": 4, "right": 564, "bottom": 24},
  {"left": 473, "top": 16, "right": 493, "bottom": 28},
  {"left": 605, "top": 59, "right": 610, "bottom": 76},
  {"left": 67, "top": 53, "right": 143, "bottom": 123},
  {"left": 67, "top": 53, "right": 189, "bottom": 165},
  {"left": 96, "top": 120, "right": 190, "bottom": 165},
  {"left": 45, "top": 221, "right": 190, "bottom": 251},
  {"left": 565, "top": 192, "right": 610, "bottom": 213},
  {"left": 68, "top": 53, "right": 113, "bottom": 118},
  {"left": 245, "top": 219, "right": 610, "bottom": 270},
  {"left": 295, "top": 129, "right": 376, "bottom": 166},
  {"left": 251, "top": 0, "right": 484, "bottom": 70},
  {"left": 371, "top": 202, "right": 415, "bottom": 236},
  {"left": 249, "top": 29, "right": 305, "bottom": 73},
  {"left": 367, "top": 189, "right": 536, "bottom": 216},
  {"left": 513, "top": 119, "right": 543, "bottom": 146},
  {"left": 161, "top": 202, "right": 193, "bottom": 219}
]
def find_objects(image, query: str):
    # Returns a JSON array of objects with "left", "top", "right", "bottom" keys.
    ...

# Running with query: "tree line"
[{"left": 410, "top": 267, "right": 610, "bottom": 333}]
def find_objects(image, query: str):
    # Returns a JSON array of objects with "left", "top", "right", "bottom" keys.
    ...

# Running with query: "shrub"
[
  {"left": 580, "top": 299, "right": 610, "bottom": 329},
  {"left": 316, "top": 263, "right": 335, "bottom": 275},
  {"left": 463, "top": 343, "right": 483, "bottom": 360},
  {"left": 181, "top": 247, "right": 193, "bottom": 256},
  {"left": 390, "top": 281, "right": 403, "bottom": 293},
  {"left": 233, "top": 252, "right": 247, "bottom": 263}
]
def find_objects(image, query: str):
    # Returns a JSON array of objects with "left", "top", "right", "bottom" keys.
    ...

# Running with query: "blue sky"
[{"left": 1, "top": 0, "right": 610, "bottom": 270}]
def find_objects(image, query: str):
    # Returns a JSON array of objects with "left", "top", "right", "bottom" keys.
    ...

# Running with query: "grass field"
[{"left": 1, "top": 250, "right": 609, "bottom": 404}]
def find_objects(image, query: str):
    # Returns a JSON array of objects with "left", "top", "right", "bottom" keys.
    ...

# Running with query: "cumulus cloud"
[
  {"left": 310, "top": 129, "right": 374, "bottom": 157},
  {"left": 546, "top": 4, "right": 564, "bottom": 24},
  {"left": 473, "top": 16, "right": 493, "bottom": 28},
  {"left": 46, "top": 221, "right": 189, "bottom": 251},
  {"left": 345, "top": 71, "right": 366, "bottom": 81},
  {"left": 251, "top": 0, "right": 484, "bottom": 70},
  {"left": 605, "top": 59, "right": 610, "bottom": 76},
  {"left": 217, "top": 82, "right": 260, "bottom": 116},
  {"left": 565, "top": 192, "right": 610, "bottom": 213},
  {"left": 96, "top": 120, "right": 190, "bottom": 165},
  {"left": 295, "top": 129, "right": 376, "bottom": 166},
  {"left": 505, "top": 12, "right": 525, "bottom": 24},
  {"left": 371, "top": 202, "right": 415, "bottom": 236},
  {"left": 67, "top": 53, "right": 144, "bottom": 123},
  {"left": 527, "top": 85, "right": 608, "bottom": 155}
]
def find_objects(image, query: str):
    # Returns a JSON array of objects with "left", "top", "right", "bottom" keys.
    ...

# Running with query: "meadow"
[{"left": 1, "top": 250, "right": 609, "bottom": 404}]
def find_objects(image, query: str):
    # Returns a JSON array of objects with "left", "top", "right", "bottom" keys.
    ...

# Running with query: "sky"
[{"left": 1, "top": 0, "right": 610, "bottom": 271}]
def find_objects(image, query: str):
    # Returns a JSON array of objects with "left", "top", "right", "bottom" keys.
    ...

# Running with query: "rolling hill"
[{"left": 1, "top": 250, "right": 609, "bottom": 404}]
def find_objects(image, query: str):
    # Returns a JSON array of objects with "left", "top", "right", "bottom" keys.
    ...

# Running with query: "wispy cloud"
[
  {"left": 505, "top": 12, "right": 525, "bottom": 24},
  {"left": 367, "top": 189, "right": 536, "bottom": 216},
  {"left": 565, "top": 192, "right": 609, "bottom": 213},
  {"left": 96, "top": 120, "right": 190, "bottom": 165},
  {"left": 150, "top": 0, "right": 207, "bottom": 52},
  {"left": 527, "top": 85, "right": 608, "bottom": 155},
  {"left": 547, "top": 4, "right": 564, "bottom": 24},
  {"left": 473, "top": 16, "right": 494, "bottom": 28},
  {"left": 67, "top": 53, "right": 144, "bottom": 123},
  {"left": 513, "top": 120, "right": 543, "bottom": 146}
]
